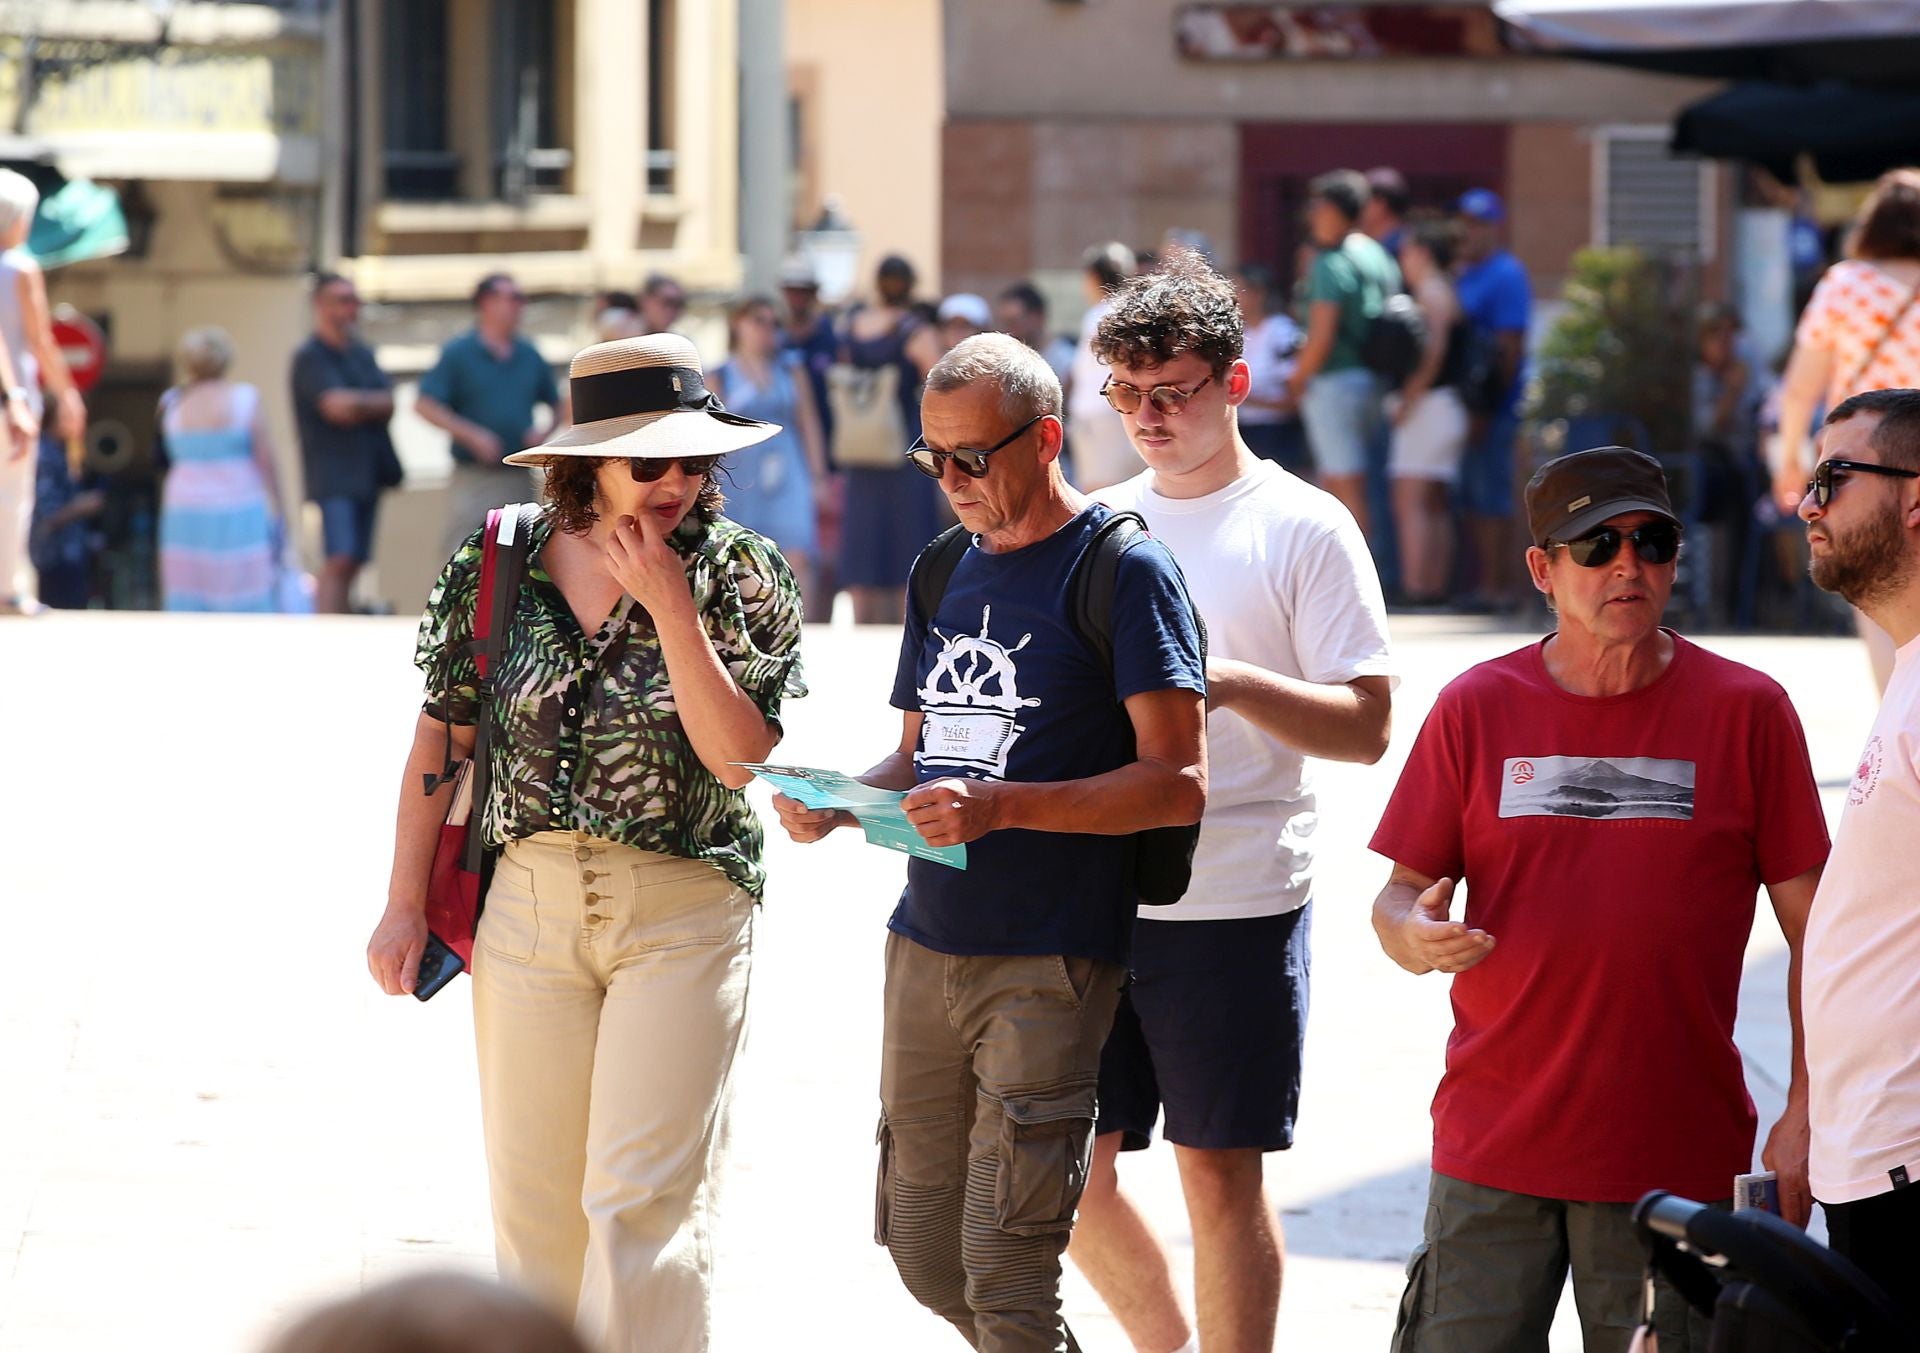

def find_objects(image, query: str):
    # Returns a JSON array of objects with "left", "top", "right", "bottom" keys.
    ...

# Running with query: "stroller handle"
[{"left": 1631, "top": 1190, "right": 1702, "bottom": 1243}]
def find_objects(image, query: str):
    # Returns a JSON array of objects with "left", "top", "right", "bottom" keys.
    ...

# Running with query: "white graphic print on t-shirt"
[{"left": 916, "top": 605, "right": 1042, "bottom": 779}]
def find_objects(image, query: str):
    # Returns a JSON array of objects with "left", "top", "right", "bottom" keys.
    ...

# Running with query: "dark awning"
[
  {"left": 1494, "top": 0, "right": 1920, "bottom": 85},
  {"left": 1673, "top": 81, "right": 1920, "bottom": 181}
]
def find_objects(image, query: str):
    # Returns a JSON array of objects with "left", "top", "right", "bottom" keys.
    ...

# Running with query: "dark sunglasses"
[
  {"left": 1101, "top": 374, "right": 1214, "bottom": 416},
  {"left": 906, "top": 414, "right": 1044, "bottom": 479},
  {"left": 1547, "top": 521, "right": 1682, "bottom": 568},
  {"left": 1805, "top": 457, "right": 1920, "bottom": 508},
  {"left": 629, "top": 455, "right": 720, "bottom": 483}
]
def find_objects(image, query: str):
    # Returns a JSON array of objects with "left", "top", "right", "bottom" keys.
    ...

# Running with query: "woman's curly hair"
[
  {"left": 1092, "top": 247, "right": 1244, "bottom": 378},
  {"left": 540, "top": 455, "right": 728, "bottom": 535}
]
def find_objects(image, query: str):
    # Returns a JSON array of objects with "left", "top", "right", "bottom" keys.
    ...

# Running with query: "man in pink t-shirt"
[
  {"left": 1798, "top": 388, "right": 1920, "bottom": 1316},
  {"left": 1372, "top": 447, "right": 1828, "bottom": 1352}
]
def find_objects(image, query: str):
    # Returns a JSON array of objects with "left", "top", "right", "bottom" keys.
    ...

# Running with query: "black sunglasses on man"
[
  {"left": 1546, "top": 521, "right": 1682, "bottom": 569},
  {"left": 1804, "top": 457, "right": 1920, "bottom": 508},
  {"left": 905, "top": 414, "right": 1045, "bottom": 480}
]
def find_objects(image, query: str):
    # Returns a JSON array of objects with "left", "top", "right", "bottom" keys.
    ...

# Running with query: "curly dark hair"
[
  {"left": 540, "top": 455, "right": 727, "bottom": 535},
  {"left": 1091, "top": 246, "right": 1244, "bottom": 377}
]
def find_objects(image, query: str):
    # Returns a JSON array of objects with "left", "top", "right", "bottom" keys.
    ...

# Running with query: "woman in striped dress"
[{"left": 158, "top": 326, "right": 284, "bottom": 611}]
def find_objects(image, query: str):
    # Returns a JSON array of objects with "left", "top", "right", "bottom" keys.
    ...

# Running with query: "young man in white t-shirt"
[
  {"left": 1071, "top": 247, "right": 1395, "bottom": 1353},
  {"left": 1799, "top": 388, "right": 1920, "bottom": 1316}
]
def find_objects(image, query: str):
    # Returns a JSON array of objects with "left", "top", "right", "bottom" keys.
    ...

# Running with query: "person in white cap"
[
  {"left": 937, "top": 292, "right": 992, "bottom": 352},
  {"left": 367, "top": 334, "right": 807, "bottom": 1353}
]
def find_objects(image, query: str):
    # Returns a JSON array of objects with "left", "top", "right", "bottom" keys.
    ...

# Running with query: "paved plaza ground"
[{"left": 0, "top": 610, "right": 1878, "bottom": 1351}]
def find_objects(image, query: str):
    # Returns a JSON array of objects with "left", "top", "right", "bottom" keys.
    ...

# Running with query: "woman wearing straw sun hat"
[{"left": 367, "top": 333, "right": 807, "bottom": 1353}]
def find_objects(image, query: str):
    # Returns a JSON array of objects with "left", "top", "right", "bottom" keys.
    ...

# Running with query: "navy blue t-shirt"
[{"left": 887, "top": 505, "right": 1206, "bottom": 965}]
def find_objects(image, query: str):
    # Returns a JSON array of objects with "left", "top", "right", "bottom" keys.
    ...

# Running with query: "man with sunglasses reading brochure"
[
  {"left": 1371, "top": 446, "right": 1829, "bottom": 1351},
  {"left": 775, "top": 332, "right": 1207, "bottom": 1352}
]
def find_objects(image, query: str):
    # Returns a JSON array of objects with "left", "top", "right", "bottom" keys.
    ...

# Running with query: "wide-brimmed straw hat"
[{"left": 504, "top": 333, "right": 779, "bottom": 465}]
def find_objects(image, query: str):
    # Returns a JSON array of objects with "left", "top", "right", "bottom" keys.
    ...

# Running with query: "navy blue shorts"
[
  {"left": 1096, "top": 904, "right": 1311, "bottom": 1153},
  {"left": 316, "top": 495, "right": 379, "bottom": 564}
]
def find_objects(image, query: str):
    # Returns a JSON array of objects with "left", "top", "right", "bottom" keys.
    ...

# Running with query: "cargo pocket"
[
  {"left": 873, "top": 1113, "right": 895, "bottom": 1247},
  {"left": 994, "top": 1082, "right": 1098, "bottom": 1237},
  {"left": 1390, "top": 1238, "right": 1433, "bottom": 1352}
]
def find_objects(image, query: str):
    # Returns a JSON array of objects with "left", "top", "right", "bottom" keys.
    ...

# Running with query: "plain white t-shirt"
[
  {"left": 1096, "top": 457, "right": 1394, "bottom": 920},
  {"left": 1067, "top": 301, "right": 1114, "bottom": 424},
  {"left": 1239, "top": 314, "right": 1302, "bottom": 427},
  {"left": 1806, "top": 634, "right": 1920, "bottom": 1204}
]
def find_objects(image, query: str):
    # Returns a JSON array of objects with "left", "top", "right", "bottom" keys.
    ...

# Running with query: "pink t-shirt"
[
  {"left": 1371, "top": 636, "right": 1829, "bottom": 1203},
  {"left": 1794, "top": 259, "right": 1920, "bottom": 409},
  {"left": 1806, "top": 635, "right": 1920, "bottom": 1205}
]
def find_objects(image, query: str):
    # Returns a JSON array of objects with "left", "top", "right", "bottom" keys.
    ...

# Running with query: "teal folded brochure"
[{"left": 736, "top": 763, "right": 968, "bottom": 870}]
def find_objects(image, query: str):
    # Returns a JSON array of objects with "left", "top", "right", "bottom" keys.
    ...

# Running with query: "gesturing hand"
[
  {"left": 1392, "top": 876, "right": 1496, "bottom": 975},
  {"left": 902, "top": 777, "right": 1000, "bottom": 847},
  {"left": 604, "top": 512, "right": 694, "bottom": 620}
]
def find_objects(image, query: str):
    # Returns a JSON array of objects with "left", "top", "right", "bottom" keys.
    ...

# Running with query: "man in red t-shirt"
[{"left": 1372, "top": 447, "right": 1828, "bottom": 1352}]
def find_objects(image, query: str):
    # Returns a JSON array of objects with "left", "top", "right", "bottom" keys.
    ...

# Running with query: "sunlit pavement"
[{"left": 0, "top": 611, "right": 1874, "bottom": 1351}]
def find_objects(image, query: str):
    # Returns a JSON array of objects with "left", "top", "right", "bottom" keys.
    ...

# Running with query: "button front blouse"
[{"left": 415, "top": 511, "right": 806, "bottom": 899}]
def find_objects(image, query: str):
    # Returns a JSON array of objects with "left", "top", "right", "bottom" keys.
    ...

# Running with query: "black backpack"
[
  {"left": 1361, "top": 291, "right": 1428, "bottom": 386},
  {"left": 908, "top": 510, "right": 1205, "bottom": 906}
]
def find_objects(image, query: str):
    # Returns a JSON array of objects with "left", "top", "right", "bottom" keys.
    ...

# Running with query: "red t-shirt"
[{"left": 1370, "top": 635, "right": 1829, "bottom": 1203}]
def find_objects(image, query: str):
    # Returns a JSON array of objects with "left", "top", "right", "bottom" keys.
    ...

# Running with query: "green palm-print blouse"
[{"left": 415, "top": 510, "right": 806, "bottom": 899}]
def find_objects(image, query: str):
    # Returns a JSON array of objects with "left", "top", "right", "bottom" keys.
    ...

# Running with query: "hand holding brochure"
[{"left": 737, "top": 763, "right": 968, "bottom": 870}]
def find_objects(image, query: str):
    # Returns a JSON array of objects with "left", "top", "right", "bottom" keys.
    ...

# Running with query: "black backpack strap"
[
  {"left": 1071, "top": 510, "right": 1209, "bottom": 691},
  {"left": 1071, "top": 509, "right": 1209, "bottom": 908},
  {"left": 1070, "top": 510, "right": 1147, "bottom": 676},
  {"left": 908, "top": 523, "right": 971, "bottom": 626},
  {"left": 463, "top": 502, "right": 538, "bottom": 874}
]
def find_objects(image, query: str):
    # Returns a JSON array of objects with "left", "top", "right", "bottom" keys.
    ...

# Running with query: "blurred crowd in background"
[{"left": 8, "top": 159, "right": 1919, "bottom": 632}]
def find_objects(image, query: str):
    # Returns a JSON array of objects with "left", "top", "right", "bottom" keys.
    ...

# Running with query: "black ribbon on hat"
[{"left": 570, "top": 363, "right": 765, "bottom": 429}]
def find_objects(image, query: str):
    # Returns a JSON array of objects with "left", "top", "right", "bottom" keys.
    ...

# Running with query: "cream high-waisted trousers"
[{"left": 473, "top": 830, "right": 754, "bottom": 1353}]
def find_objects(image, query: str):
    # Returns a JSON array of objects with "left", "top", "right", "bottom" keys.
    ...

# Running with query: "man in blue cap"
[{"left": 1454, "top": 189, "right": 1533, "bottom": 610}]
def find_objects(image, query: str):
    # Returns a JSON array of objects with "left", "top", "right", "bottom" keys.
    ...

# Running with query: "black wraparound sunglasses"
[
  {"left": 630, "top": 455, "right": 720, "bottom": 483},
  {"left": 1805, "top": 457, "right": 1920, "bottom": 508},
  {"left": 906, "top": 414, "right": 1044, "bottom": 479},
  {"left": 1547, "top": 521, "right": 1682, "bottom": 568}
]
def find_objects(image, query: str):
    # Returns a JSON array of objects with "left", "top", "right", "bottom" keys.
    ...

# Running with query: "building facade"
[
  {"left": 940, "top": 1, "right": 1729, "bottom": 328},
  {"left": 4, "top": 0, "right": 757, "bottom": 609}
]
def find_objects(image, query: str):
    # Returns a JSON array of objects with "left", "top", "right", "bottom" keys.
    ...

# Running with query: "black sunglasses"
[
  {"left": 629, "top": 455, "right": 720, "bottom": 483},
  {"left": 1101, "top": 374, "right": 1215, "bottom": 416},
  {"left": 906, "top": 414, "right": 1044, "bottom": 479},
  {"left": 1805, "top": 457, "right": 1920, "bottom": 508},
  {"left": 1547, "top": 521, "right": 1682, "bottom": 568}
]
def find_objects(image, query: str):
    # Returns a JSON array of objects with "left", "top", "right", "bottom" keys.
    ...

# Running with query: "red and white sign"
[{"left": 50, "top": 306, "right": 106, "bottom": 394}]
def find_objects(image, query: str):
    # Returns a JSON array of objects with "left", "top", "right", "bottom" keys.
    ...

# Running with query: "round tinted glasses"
[
  {"left": 1547, "top": 521, "right": 1681, "bottom": 568},
  {"left": 1100, "top": 374, "right": 1215, "bottom": 416}
]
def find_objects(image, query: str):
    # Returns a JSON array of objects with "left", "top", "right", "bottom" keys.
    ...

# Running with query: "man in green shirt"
[
  {"left": 1286, "top": 169, "right": 1401, "bottom": 535},
  {"left": 417, "top": 272, "right": 571, "bottom": 554}
]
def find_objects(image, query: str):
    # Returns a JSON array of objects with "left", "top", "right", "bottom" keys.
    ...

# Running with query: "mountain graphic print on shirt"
[{"left": 1498, "top": 755, "right": 1695, "bottom": 820}]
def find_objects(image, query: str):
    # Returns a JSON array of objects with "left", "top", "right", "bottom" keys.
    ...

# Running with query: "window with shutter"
[{"left": 1594, "top": 128, "right": 1714, "bottom": 261}]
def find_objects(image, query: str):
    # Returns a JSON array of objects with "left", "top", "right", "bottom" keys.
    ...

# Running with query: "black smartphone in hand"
[{"left": 412, "top": 933, "right": 465, "bottom": 1002}]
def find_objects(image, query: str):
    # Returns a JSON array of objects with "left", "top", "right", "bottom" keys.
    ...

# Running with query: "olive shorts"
[{"left": 1392, "top": 1171, "right": 1718, "bottom": 1353}]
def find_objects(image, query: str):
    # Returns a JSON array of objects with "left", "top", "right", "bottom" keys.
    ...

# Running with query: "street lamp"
[{"left": 797, "top": 195, "right": 863, "bottom": 305}]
